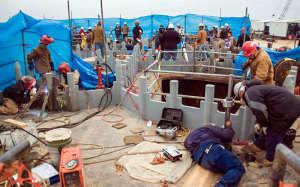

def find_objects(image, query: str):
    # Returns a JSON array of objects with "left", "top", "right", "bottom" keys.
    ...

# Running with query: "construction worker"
[
  {"left": 114, "top": 22, "right": 122, "bottom": 41},
  {"left": 236, "top": 28, "right": 250, "bottom": 48},
  {"left": 27, "top": 35, "right": 54, "bottom": 78},
  {"left": 92, "top": 21, "right": 106, "bottom": 58},
  {"left": 241, "top": 41, "right": 274, "bottom": 85},
  {"left": 176, "top": 24, "right": 185, "bottom": 36},
  {"left": 86, "top": 27, "right": 93, "bottom": 51},
  {"left": 79, "top": 27, "right": 86, "bottom": 37},
  {"left": 218, "top": 26, "right": 228, "bottom": 39},
  {"left": 155, "top": 24, "right": 165, "bottom": 58},
  {"left": 195, "top": 23, "right": 207, "bottom": 60},
  {"left": 225, "top": 23, "right": 232, "bottom": 37},
  {"left": 234, "top": 80, "right": 300, "bottom": 166},
  {"left": 161, "top": 23, "right": 181, "bottom": 61},
  {"left": 122, "top": 22, "right": 130, "bottom": 41},
  {"left": 209, "top": 26, "right": 218, "bottom": 38},
  {"left": 185, "top": 121, "right": 245, "bottom": 186},
  {"left": 58, "top": 63, "right": 80, "bottom": 86},
  {"left": 132, "top": 20, "right": 143, "bottom": 47},
  {"left": 0, "top": 76, "right": 36, "bottom": 115}
]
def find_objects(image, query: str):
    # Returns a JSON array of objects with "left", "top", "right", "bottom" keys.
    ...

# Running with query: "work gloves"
[
  {"left": 50, "top": 62, "right": 54, "bottom": 71},
  {"left": 254, "top": 124, "right": 267, "bottom": 135},
  {"left": 28, "top": 62, "right": 34, "bottom": 71}
]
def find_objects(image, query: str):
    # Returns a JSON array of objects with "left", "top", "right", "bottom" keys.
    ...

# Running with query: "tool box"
[{"left": 157, "top": 108, "right": 183, "bottom": 139}]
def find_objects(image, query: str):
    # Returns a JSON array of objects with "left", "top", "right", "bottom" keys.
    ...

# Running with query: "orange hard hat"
[
  {"left": 40, "top": 35, "right": 54, "bottom": 44},
  {"left": 58, "top": 63, "right": 71, "bottom": 75},
  {"left": 98, "top": 21, "right": 102, "bottom": 25},
  {"left": 135, "top": 20, "right": 139, "bottom": 25},
  {"left": 242, "top": 41, "right": 257, "bottom": 57},
  {"left": 21, "top": 76, "right": 36, "bottom": 90}
]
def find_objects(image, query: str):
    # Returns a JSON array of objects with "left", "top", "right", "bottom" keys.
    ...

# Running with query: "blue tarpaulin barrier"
[
  {"left": 0, "top": 11, "right": 72, "bottom": 91},
  {"left": 72, "top": 54, "right": 115, "bottom": 90},
  {"left": 234, "top": 47, "right": 300, "bottom": 76},
  {"left": 56, "top": 14, "right": 251, "bottom": 39}
]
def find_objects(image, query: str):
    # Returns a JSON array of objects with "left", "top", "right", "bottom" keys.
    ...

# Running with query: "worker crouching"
[
  {"left": 0, "top": 76, "right": 36, "bottom": 115},
  {"left": 234, "top": 80, "right": 300, "bottom": 166},
  {"left": 184, "top": 121, "right": 245, "bottom": 187}
]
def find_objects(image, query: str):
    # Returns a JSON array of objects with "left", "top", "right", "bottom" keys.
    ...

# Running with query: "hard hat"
[
  {"left": 21, "top": 76, "right": 36, "bottom": 90},
  {"left": 117, "top": 22, "right": 119, "bottom": 25},
  {"left": 177, "top": 23, "right": 181, "bottom": 27},
  {"left": 81, "top": 27, "right": 84, "bottom": 30},
  {"left": 98, "top": 21, "right": 102, "bottom": 25},
  {"left": 159, "top": 24, "right": 165, "bottom": 29},
  {"left": 214, "top": 25, "right": 218, "bottom": 28},
  {"left": 233, "top": 82, "right": 245, "bottom": 98},
  {"left": 39, "top": 35, "right": 54, "bottom": 44},
  {"left": 168, "top": 23, "right": 174, "bottom": 29},
  {"left": 242, "top": 41, "right": 257, "bottom": 57},
  {"left": 88, "top": 27, "right": 92, "bottom": 30},
  {"left": 225, "top": 23, "right": 229, "bottom": 27},
  {"left": 221, "top": 26, "right": 224, "bottom": 29},
  {"left": 124, "top": 22, "right": 127, "bottom": 25},
  {"left": 240, "top": 28, "right": 245, "bottom": 33},
  {"left": 58, "top": 63, "right": 71, "bottom": 75},
  {"left": 135, "top": 20, "right": 139, "bottom": 25},
  {"left": 278, "top": 46, "right": 286, "bottom": 52},
  {"left": 198, "top": 23, "right": 204, "bottom": 27}
]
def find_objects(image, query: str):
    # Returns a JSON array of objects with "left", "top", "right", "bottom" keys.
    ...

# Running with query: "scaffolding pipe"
[
  {"left": 21, "top": 31, "right": 28, "bottom": 75},
  {"left": 243, "top": 7, "right": 248, "bottom": 44},
  {"left": 0, "top": 140, "right": 30, "bottom": 164},
  {"left": 224, "top": 74, "right": 234, "bottom": 124},
  {"left": 150, "top": 92, "right": 241, "bottom": 104},
  {"left": 160, "top": 64, "right": 244, "bottom": 71},
  {"left": 161, "top": 50, "right": 244, "bottom": 56},
  {"left": 100, "top": 0, "right": 109, "bottom": 87},
  {"left": 270, "top": 143, "right": 300, "bottom": 187},
  {"left": 147, "top": 69, "right": 243, "bottom": 78}
]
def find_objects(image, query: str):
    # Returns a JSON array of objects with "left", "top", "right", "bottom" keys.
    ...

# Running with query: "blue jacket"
[{"left": 184, "top": 125, "right": 235, "bottom": 162}]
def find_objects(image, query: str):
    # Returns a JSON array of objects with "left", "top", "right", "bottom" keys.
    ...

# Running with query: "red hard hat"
[
  {"left": 242, "top": 41, "right": 257, "bottom": 57},
  {"left": 98, "top": 21, "right": 102, "bottom": 25},
  {"left": 240, "top": 28, "right": 245, "bottom": 33},
  {"left": 135, "top": 20, "right": 139, "bottom": 25},
  {"left": 58, "top": 63, "right": 71, "bottom": 75},
  {"left": 40, "top": 35, "right": 54, "bottom": 44},
  {"left": 21, "top": 76, "right": 36, "bottom": 90}
]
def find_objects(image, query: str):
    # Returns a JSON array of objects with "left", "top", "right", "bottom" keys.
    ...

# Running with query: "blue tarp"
[
  {"left": 0, "top": 11, "right": 72, "bottom": 91},
  {"left": 234, "top": 47, "right": 300, "bottom": 76},
  {"left": 56, "top": 14, "right": 251, "bottom": 39},
  {"left": 72, "top": 54, "right": 115, "bottom": 90}
]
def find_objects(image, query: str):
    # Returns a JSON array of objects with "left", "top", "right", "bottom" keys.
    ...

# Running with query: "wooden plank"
[
  {"left": 182, "top": 165, "right": 222, "bottom": 187},
  {"left": 3, "top": 119, "right": 28, "bottom": 128}
]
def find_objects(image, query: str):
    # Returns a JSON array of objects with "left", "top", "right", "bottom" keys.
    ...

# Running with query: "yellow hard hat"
[{"left": 124, "top": 22, "right": 127, "bottom": 25}]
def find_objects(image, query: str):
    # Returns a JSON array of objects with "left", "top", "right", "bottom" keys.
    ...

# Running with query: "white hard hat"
[
  {"left": 221, "top": 26, "right": 224, "bottom": 29},
  {"left": 124, "top": 22, "right": 127, "bottom": 25},
  {"left": 225, "top": 23, "right": 229, "bottom": 27},
  {"left": 88, "top": 27, "right": 92, "bottom": 30},
  {"left": 81, "top": 27, "right": 84, "bottom": 30},
  {"left": 234, "top": 82, "right": 245, "bottom": 97},
  {"left": 198, "top": 23, "right": 204, "bottom": 27},
  {"left": 168, "top": 23, "right": 174, "bottom": 29},
  {"left": 214, "top": 25, "right": 218, "bottom": 28}
]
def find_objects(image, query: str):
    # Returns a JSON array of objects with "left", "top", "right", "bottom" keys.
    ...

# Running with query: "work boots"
[
  {"left": 241, "top": 144, "right": 263, "bottom": 153},
  {"left": 255, "top": 158, "right": 273, "bottom": 167}
]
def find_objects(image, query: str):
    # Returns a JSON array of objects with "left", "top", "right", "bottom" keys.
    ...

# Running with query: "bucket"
[
  {"left": 282, "top": 129, "right": 296, "bottom": 149},
  {"left": 45, "top": 128, "right": 72, "bottom": 168}
]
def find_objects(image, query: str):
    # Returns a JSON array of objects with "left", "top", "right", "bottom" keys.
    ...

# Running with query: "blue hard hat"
[{"left": 159, "top": 24, "right": 165, "bottom": 29}]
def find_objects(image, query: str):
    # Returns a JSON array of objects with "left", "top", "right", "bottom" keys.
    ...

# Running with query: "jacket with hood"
[
  {"left": 92, "top": 26, "right": 106, "bottom": 44},
  {"left": 196, "top": 29, "right": 207, "bottom": 45},
  {"left": 242, "top": 48, "right": 275, "bottom": 85},
  {"left": 161, "top": 29, "right": 181, "bottom": 49},
  {"left": 27, "top": 46, "right": 53, "bottom": 74},
  {"left": 243, "top": 80, "right": 300, "bottom": 134}
]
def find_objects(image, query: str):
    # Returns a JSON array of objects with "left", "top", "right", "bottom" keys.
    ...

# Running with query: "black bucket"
[{"left": 282, "top": 129, "right": 296, "bottom": 149}]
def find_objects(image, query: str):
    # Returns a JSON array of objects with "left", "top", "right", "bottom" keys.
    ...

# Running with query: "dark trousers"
[
  {"left": 254, "top": 120, "right": 295, "bottom": 162},
  {"left": 200, "top": 144, "right": 245, "bottom": 187},
  {"left": 123, "top": 34, "right": 128, "bottom": 40}
]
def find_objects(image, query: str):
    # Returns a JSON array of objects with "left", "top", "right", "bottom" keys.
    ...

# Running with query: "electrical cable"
[{"left": 15, "top": 127, "right": 47, "bottom": 146}]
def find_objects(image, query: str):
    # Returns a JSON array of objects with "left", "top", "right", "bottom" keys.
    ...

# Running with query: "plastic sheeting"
[
  {"left": 72, "top": 55, "right": 115, "bottom": 90},
  {"left": 0, "top": 11, "right": 72, "bottom": 91},
  {"left": 57, "top": 14, "right": 251, "bottom": 39},
  {"left": 234, "top": 47, "right": 300, "bottom": 76}
]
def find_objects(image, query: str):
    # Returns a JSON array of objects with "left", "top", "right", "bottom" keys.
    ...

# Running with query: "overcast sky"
[{"left": 1, "top": 0, "right": 299, "bottom": 22}]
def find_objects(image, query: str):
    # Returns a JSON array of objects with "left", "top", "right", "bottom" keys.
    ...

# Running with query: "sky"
[{"left": 1, "top": 0, "right": 300, "bottom": 22}]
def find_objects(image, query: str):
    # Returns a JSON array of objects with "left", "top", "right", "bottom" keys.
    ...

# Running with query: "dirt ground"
[{"left": 0, "top": 107, "right": 300, "bottom": 187}]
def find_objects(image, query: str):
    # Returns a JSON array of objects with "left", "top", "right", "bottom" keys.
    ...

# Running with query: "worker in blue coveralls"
[{"left": 184, "top": 121, "right": 245, "bottom": 187}]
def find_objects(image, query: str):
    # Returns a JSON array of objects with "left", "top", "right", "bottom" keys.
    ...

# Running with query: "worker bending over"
[
  {"left": 27, "top": 35, "right": 54, "bottom": 78},
  {"left": 184, "top": 121, "right": 245, "bottom": 187},
  {"left": 241, "top": 41, "right": 274, "bottom": 85},
  {"left": 234, "top": 80, "right": 300, "bottom": 166},
  {"left": 0, "top": 76, "right": 36, "bottom": 115}
]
